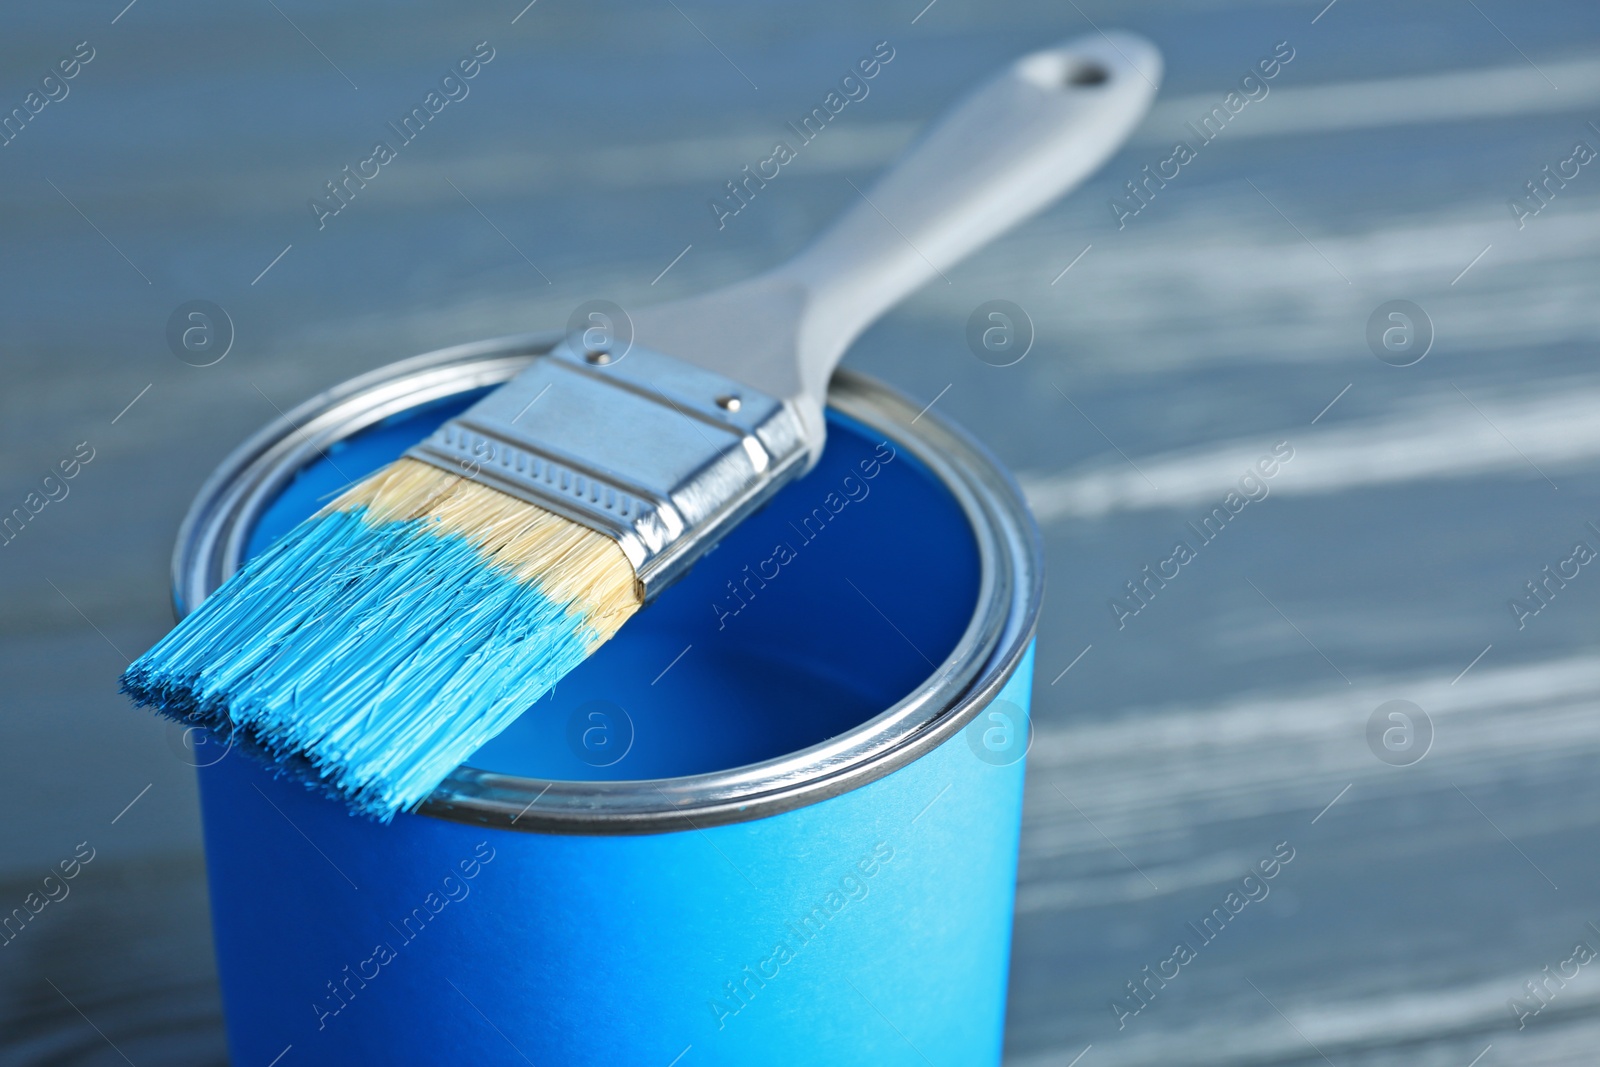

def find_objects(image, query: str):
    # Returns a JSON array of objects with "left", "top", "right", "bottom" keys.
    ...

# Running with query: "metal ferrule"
[{"left": 403, "top": 339, "right": 810, "bottom": 599}]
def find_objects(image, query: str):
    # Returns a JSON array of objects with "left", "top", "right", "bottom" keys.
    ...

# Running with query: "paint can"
[{"left": 175, "top": 333, "right": 1042, "bottom": 1066}]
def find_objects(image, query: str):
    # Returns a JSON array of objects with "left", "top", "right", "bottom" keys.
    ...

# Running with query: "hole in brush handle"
[{"left": 1066, "top": 61, "right": 1110, "bottom": 86}]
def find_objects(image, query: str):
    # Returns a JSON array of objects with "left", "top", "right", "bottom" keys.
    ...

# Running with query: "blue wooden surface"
[{"left": 3, "top": 0, "right": 1599, "bottom": 1063}]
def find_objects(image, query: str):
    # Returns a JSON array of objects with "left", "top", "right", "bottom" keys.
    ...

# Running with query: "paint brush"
[{"left": 122, "top": 34, "right": 1161, "bottom": 819}]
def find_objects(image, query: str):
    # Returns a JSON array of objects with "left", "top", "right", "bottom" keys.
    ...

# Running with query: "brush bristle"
[{"left": 121, "top": 458, "right": 642, "bottom": 819}]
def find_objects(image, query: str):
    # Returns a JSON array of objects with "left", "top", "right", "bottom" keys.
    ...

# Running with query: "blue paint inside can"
[{"left": 245, "top": 391, "right": 981, "bottom": 782}]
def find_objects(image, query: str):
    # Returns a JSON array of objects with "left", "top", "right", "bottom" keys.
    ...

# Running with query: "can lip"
[{"left": 174, "top": 334, "right": 1043, "bottom": 834}]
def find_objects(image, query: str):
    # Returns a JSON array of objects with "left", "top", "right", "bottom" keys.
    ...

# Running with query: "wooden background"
[{"left": 3, "top": 0, "right": 1599, "bottom": 1063}]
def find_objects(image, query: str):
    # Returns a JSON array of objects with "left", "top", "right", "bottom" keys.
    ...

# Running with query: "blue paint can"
[{"left": 174, "top": 334, "right": 1042, "bottom": 1066}]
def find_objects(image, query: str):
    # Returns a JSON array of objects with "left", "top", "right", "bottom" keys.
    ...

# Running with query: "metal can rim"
[{"left": 172, "top": 333, "right": 1044, "bottom": 834}]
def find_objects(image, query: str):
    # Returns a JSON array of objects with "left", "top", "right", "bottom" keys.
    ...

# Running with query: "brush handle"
[
  {"left": 429, "top": 35, "right": 1160, "bottom": 593},
  {"left": 777, "top": 32, "right": 1160, "bottom": 402},
  {"left": 629, "top": 32, "right": 1160, "bottom": 460}
]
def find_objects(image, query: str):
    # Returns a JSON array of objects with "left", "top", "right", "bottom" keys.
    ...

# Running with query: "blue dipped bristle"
[{"left": 121, "top": 460, "right": 641, "bottom": 819}]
